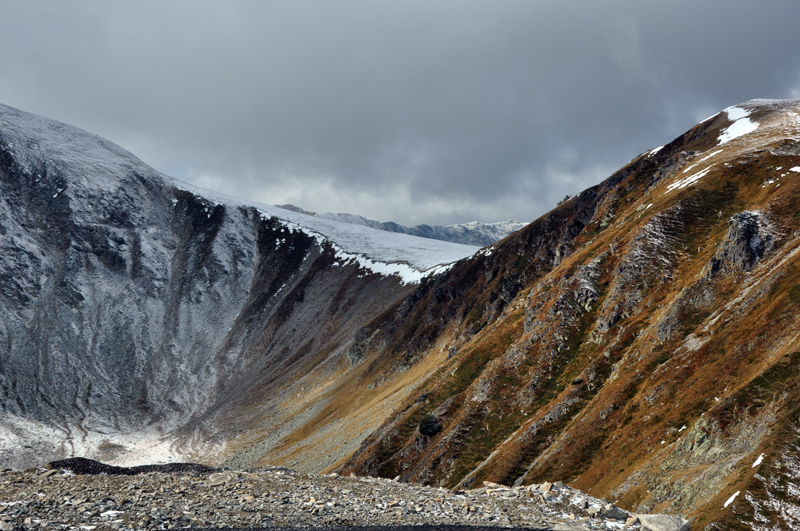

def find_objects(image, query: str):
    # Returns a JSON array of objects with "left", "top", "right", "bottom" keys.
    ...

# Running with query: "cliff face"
[
  {"left": 339, "top": 100, "right": 800, "bottom": 529},
  {"left": 0, "top": 104, "right": 478, "bottom": 470}
]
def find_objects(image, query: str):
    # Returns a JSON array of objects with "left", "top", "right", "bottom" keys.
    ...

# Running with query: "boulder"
[
  {"left": 639, "top": 513, "right": 690, "bottom": 531},
  {"left": 599, "top": 504, "right": 629, "bottom": 520}
]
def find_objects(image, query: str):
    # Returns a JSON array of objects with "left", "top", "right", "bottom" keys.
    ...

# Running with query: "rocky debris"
[{"left": 0, "top": 464, "right": 689, "bottom": 531}]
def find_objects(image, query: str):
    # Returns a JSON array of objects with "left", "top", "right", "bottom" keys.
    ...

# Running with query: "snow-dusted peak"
[
  {"left": 169, "top": 184, "right": 480, "bottom": 275},
  {"left": 0, "top": 104, "right": 151, "bottom": 192},
  {"left": 0, "top": 104, "right": 479, "bottom": 275},
  {"left": 293, "top": 208, "right": 526, "bottom": 247}
]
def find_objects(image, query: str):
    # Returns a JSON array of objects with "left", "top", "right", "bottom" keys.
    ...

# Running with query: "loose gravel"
[{"left": 0, "top": 459, "right": 676, "bottom": 530}]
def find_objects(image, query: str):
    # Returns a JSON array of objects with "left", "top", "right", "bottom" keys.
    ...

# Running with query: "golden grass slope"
[{"left": 332, "top": 99, "right": 800, "bottom": 529}]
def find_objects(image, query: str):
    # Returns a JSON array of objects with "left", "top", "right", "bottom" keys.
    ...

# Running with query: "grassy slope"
[{"left": 336, "top": 101, "right": 800, "bottom": 528}]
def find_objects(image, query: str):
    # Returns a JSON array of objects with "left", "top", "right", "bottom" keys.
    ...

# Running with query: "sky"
[{"left": 2, "top": 1, "right": 800, "bottom": 227}]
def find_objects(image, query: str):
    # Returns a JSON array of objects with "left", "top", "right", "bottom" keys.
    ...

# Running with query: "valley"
[{"left": 2, "top": 99, "right": 800, "bottom": 529}]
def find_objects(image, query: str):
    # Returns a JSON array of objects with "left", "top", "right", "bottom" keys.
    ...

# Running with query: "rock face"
[
  {"left": 0, "top": 104, "right": 474, "bottom": 470},
  {"left": 708, "top": 210, "right": 774, "bottom": 275}
]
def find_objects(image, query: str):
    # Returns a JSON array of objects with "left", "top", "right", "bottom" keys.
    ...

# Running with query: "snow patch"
[
  {"left": 718, "top": 106, "right": 759, "bottom": 145},
  {"left": 700, "top": 111, "right": 720, "bottom": 123},
  {"left": 724, "top": 490, "right": 740, "bottom": 508},
  {"left": 648, "top": 146, "right": 665, "bottom": 156},
  {"left": 753, "top": 453, "right": 765, "bottom": 467},
  {"left": 666, "top": 165, "right": 715, "bottom": 194},
  {"left": 681, "top": 149, "right": 722, "bottom": 175},
  {"left": 790, "top": 167, "right": 800, "bottom": 173},
  {"left": 266, "top": 215, "right": 459, "bottom": 284}
]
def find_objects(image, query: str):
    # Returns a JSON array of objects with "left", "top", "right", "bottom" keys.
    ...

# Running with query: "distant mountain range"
[{"left": 276, "top": 204, "right": 526, "bottom": 247}]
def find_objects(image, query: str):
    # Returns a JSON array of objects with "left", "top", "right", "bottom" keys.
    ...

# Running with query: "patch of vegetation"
[
  {"left": 708, "top": 351, "right": 800, "bottom": 433},
  {"left": 788, "top": 283, "right": 800, "bottom": 303}
]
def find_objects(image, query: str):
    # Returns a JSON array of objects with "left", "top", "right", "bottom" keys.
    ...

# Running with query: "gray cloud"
[{"left": 1, "top": 0, "right": 800, "bottom": 225}]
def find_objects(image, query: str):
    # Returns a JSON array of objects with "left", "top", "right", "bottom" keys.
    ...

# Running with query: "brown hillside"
[{"left": 333, "top": 99, "right": 800, "bottom": 529}]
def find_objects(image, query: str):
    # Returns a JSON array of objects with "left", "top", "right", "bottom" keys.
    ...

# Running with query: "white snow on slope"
[
  {"left": 718, "top": 106, "right": 760, "bottom": 145},
  {"left": 753, "top": 453, "right": 765, "bottom": 467},
  {"left": 724, "top": 490, "right": 740, "bottom": 508},
  {"left": 268, "top": 217, "right": 462, "bottom": 284},
  {"left": 682, "top": 149, "right": 723, "bottom": 175},
  {"left": 313, "top": 210, "right": 526, "bottom": 247},
  {"left": 0, "top": 104, "right": 479, "bottom": 279},
  {"left": 666, "top": 165, "right": 715, "bottom": 194},
  {"left": 172, "top": 181, "right": 480, "bottom": 276}
]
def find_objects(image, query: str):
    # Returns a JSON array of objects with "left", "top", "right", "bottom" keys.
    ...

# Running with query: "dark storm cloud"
[{"left": 1, "top": 0, "right": 800, "bottom": 225}]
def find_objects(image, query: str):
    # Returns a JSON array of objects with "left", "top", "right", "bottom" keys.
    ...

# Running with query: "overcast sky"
[{"left": 2, "top": 1, "right": 800, "bottom": 226}]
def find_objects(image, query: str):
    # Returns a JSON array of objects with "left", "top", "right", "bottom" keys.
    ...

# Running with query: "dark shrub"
[{"left": 419, "top": 414, "right": 442, "bottom": 436}]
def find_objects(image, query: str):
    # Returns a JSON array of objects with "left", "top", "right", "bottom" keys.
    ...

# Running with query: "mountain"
[
  {"left": 328, "top": 99, "right": 800, "bottom": 530},
  {"left": 4, "top": 99, "right": 800, "bottom": 529},
  {"left": 0, "top": 103, "right": 477, "bottom": 470},
  {"left": 276, "top": 204, "right": 526, "bottom": 247}
]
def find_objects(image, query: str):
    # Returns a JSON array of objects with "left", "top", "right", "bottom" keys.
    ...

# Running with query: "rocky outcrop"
[
  {"left": 656, "top": 209, "right": 777, "bottom": 341},
  {"left": 708, "top": 211, "right": 774, "bottom": 276}
]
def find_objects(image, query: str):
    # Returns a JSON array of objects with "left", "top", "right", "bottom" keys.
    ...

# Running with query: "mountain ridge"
[{"left": 276, "top": 203, "right": 527, "bottom": 247}]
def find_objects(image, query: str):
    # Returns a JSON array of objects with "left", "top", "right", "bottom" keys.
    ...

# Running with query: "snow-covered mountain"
[
  {"left": 0, "top": 104, "right": 477, "bottom": 468},
  {"left": 277, "top": 204, "right": 526, "bottom": 247}
]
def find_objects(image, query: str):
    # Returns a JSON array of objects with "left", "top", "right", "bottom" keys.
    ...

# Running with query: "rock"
[
  {"left": 639, "top": 513, "right": 691, "bottom": 531},
  {"left": 708, "top": 211, "right": 774, "bottom": 276},
  {"left": 540, "top": 481, "right": 553, "bottom": 493},
  {"left": 626, "top": 514, "right": 640, "bottom": 525},
  {"left": 207, "top": 472, "right": 232, "bottom": 486},
  {"left": 599, "top": 505, "right": 629, "bottom": 520}
]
